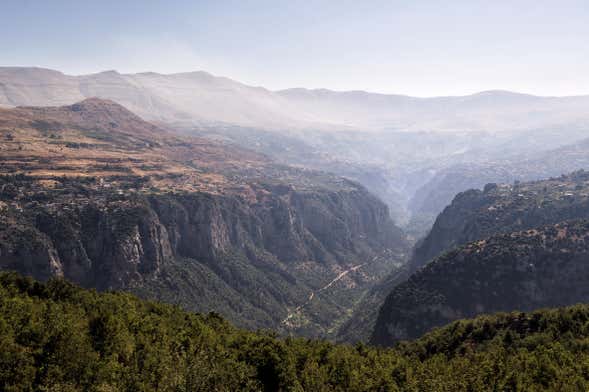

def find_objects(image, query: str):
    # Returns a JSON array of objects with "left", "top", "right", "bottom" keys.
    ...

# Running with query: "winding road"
[{"left": 281, "top": 255, "right": 381, "bottom": 325}]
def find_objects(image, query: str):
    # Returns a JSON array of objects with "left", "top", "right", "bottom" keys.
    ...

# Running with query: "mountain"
[
  {"left": 5, "top": 67, "right": 589, "bottom": 238},
  {"left": 372, "top": 219, "right": 589, "bottom": 346},
  {"left": 411, "top": 170, "right": 589, "bottom": 270},
  {"left": 4, "top": 271, "right": 589, "bottom": 391},
  {"left": 277, "top": 88, "right": 589, "bottom": 132},
  {"left": 408, "top": 132, "right": 589, "bottom": 231},
  {"left": 339, "top": 170, "right": 589, "bottom": 342},
  {"left": 0, "top": 99, "right": 409, "bottom": 338},
  {"left": 3, "top": 67, "right": 589, "bottom": 132},
  {"left": 0, "top": 67, "right": 321, "bottom": 130}
]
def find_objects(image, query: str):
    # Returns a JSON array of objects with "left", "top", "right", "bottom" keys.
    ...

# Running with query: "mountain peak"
[
  {"left": 11, "top": 98, "right": 165, "bottom": 138},
  {"left": 92, "top": 69, "right": 121, "bottom": 76},
  {"left": 68, "top": 97, "right": 133, "bottom": 114},
  {"left": 62, "top": 98, "right": 163, "bottom": 136}
]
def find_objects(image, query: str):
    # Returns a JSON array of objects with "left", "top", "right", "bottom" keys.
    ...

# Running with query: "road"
[{"left": 280, "top": 255, "right": 380, "bottom": 325}]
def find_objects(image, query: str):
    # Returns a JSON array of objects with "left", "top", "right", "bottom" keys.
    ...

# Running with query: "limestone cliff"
[
  {"left": 372, "top": 220, "right": 589, "bottom": 346},
  {"left": 0, "top": 175, "right": 407, "bottom": 337}
]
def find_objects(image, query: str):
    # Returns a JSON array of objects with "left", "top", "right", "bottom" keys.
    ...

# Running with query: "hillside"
[
  {"left": 411, "top": 170, "right": 589, "bottom": 270},
  {"left": 372, "top": 219, "right": 589, "bottom": 346},
  {"left": 3, "top": 67, "right": 589, "bottom": 133},
  {"left": 0, "top": 99, "right": 408, "bottom": 339},
  {"left": 6, "top": 67, "right": 589, "bottom": 239},
  {"left": 3, "top": 272, "right": 589, "bottom": 391},
  {"left": 340, "top": 171, "right": 589, "bottom": 342},
  {"left": 409, "top": 133, "right": 589, "bottom": 231},
  {"left": 0, "top": 97, "right": 273, "bottom": 193}
]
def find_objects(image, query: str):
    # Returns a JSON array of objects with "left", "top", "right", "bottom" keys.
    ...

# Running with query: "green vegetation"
[
  {"left": 2, "top": 272, "right": 589, "bottom": 391},
  {"left": 373, "top": 219, "right": 589, "bottom": 346},
  {"left": 411, "top": 170, "right": 589, "bottom": 271},
  {"left": 0, "top": 172, "right": 407, "bottom": 340}
]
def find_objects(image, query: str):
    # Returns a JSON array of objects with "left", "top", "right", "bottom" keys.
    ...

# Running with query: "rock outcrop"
[
  {"left": 0, "top": 175, "right": 407, "bottom": 336},
  {"left": 372, "top": 220, "right": 589, "bottom": 346},
  {"left": 410, "top": 171, "right": 589, "bottom": 271}
]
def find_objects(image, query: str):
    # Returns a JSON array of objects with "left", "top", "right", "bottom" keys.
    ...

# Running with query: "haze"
[
  {"left": 2, "top": 0, "right": 589, "bottom": 96},
  {"left": 6, "top": 2, "right": 589, "bottom": 387}
]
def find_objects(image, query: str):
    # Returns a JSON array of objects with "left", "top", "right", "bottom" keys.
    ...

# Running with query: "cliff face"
[
  {"left": 372, "top": 220, "right": 589, "bottom": 346},
  {"left": 0, "top": 176, "right": 407, "bottom": 336},
  {"left": 410, "top": 171, "right": 589, "bottom": 271},
  {"left": 0, "top": 98, "right": 410, "bottom": 338},
  {"left": 1, "top": 195, "right": 171, "bottom": 290}
]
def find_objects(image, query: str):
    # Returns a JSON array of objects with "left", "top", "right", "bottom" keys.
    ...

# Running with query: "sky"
[{"left": 1, "top": 0, "right": 589, "bottom": 97}]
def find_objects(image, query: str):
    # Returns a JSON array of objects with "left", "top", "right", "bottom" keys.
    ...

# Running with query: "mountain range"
[
  {"left": 3, "top": 66, "right": 589, "bottom": 351},
  {"left": 4, "top": 67, "right": 589, "bottom": 237},
  {"left": 3, "top": 67, "right": 589, "bottom": 132}
]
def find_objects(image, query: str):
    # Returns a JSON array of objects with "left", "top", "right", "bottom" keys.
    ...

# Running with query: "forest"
[{"left": 2, "top": 271, "right": 589, "bottom": 391}]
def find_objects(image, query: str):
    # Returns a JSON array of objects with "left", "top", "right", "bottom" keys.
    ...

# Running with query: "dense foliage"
[{"left": 2, "top": 272, "right": 589, "bottom": 391}]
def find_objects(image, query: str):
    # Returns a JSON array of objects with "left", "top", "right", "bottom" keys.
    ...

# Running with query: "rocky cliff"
[
  {"left": 0, "top": 93, "right": 412, "bottom": 339},
  {"left": 372, "top": 219, "right": 589, "bottom": 346},
  {"left": 339, "top": 171, "right": 589, "bottom": 343},
  {"left": 410, "top": 171, "right": 589, "bottom": 271},
  {"left": 0, "top": 175, "right": 406, "bottom": 336}
]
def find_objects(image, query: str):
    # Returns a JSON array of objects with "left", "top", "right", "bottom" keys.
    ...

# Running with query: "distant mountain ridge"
[
  {"left": 0, "top": 67, "right": 321, "bottom": 130},
  {"left": 2, "top": 66, "right": 589, "bottom": 132}
]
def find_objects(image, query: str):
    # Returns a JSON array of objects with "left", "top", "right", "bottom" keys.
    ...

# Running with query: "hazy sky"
[{"left": 2, "top": 0, "right": 589, "bottom": 96}]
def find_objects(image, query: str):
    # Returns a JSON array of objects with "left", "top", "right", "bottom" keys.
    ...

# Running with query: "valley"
[
  {"left": 0, "top": 98, "right": 409, "bottom": 339},
  {"left": 5, "top": 2, "right": 589, "bottom": 389},
  {"left": 3, "top": 69, "right": 589, "bottom": 347},
  {"left": 4, "top": 68, "right": 589, "bottom": 239},
  {"left": 0, "top": 69, "right": 589, "bottom": 390}
]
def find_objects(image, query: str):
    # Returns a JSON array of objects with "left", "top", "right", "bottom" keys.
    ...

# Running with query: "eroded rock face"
[
  {"left": 0, "top": 179, "right": 408, "bottom": 336},
  {"left": 410, "top": 171, "right": 589, "bottom": 271},
  {"left": 2, "top": 199, "right": 174, "bottom": 290},
  {"left": 0, "top": 224, "right": 62, "bottom": 281},
  {"left": 371, "top": 220, "right": 589, "bottom": 346}
]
